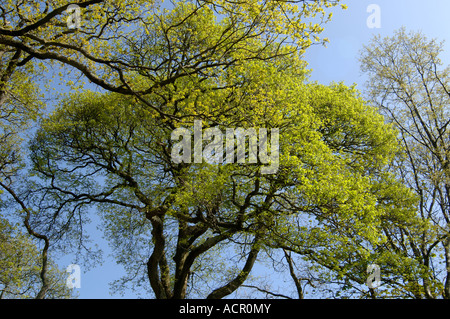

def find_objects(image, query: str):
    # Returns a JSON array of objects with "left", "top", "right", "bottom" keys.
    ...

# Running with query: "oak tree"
[{"left": 27, "top": 6, "right": 417, "bottom": 298}]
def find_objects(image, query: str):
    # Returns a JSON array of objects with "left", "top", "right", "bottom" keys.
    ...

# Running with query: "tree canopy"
[
  {"left": 0, "top": 0, "right": 447, "bottom": 299},
  {"left": 0, "top": 217, "right": 73, "bottom": 299},
  {"left": 360, "top": 28, "right": 450, "bottom": 298},
  {"left": 25, "top": 4, "right": 418, "bottom": 298}
]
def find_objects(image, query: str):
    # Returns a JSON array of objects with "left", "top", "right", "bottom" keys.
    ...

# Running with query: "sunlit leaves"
[
  {"left": 0, "top": 217, "right": 74, "bottom": 299},
  {"left": 360, "top": 28, "right": 450, "bottom": 299},
  {"left": 3, "top": 0, "right": 424, "bottom": 299}
]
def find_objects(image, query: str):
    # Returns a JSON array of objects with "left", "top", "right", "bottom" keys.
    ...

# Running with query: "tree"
[
  {"left": 0, "top": 217, "right": 73, "bottom": 299},
  {"left": 0, "top": 44, "right": 42, "bottom": 187},
  {"left": 0, "top": 0, "right": 352, "bottom": 300},
  {"left": 0, "top": 0, "right": 342, "bottom": 119},
  {"left": 26, "top": 4, "right": 418, "bottom": 298},
  {"left": 0, "top": 41, "right": 51, "bottom": 299},
  {"left": 1, "top": 0, "right": 354, "bottom": 299},
  {"left": 360, "top": 28, "right": 450, "bottom": 298}
]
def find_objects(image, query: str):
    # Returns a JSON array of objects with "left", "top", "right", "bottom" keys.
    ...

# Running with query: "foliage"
[
  {"left": 0, "top": 217, "right": 74, "bottom": 299},
  {"left": 3, "top": 0, "right": 444, "bottom": 300},
  {"left": 27, "top": 9, "right": 418, "bottom": 297},
  {"left": 360, "top": 28, "right": 450, "bottom": 299}
]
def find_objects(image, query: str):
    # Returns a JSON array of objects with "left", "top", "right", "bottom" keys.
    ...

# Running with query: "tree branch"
[
  {"left": 0, "top": 181, "right": 50, "bottom": 299},
  {"left": 206, "top": 238, "right": 260, "bottom": 299}
]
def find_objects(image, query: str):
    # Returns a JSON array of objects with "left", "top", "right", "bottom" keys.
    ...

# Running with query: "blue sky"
[
  {"left": 306, "top": 0, "right": 450, "bottom": 85},
  {"left": 56, "top": 0, "right": 450, "bottom": 299}
]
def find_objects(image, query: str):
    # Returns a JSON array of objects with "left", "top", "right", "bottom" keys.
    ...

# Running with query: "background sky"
[{"left": 55, "top": 0, "right": 450, "bottom": 298}]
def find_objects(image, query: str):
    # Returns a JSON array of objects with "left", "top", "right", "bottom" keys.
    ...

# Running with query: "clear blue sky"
[
  {"left": 305, "top": 0, "right": 450, "bottom": 85},
  {"left": 56, "top": 0, "right": 450, "bottom": 299}
]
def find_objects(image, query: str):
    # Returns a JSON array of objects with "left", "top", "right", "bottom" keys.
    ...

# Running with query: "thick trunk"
[
  {"left": 35, "top": 239, "right": 49, "bottom": 299},
  {"left": 172, "top": 241, "right": 190, "bottom": 299},
  {"left": 147, "top": 212, "right": 171, "bottom": 299},
  {"left": 173, "top": 232, "right": 231, "bottom": 299}
]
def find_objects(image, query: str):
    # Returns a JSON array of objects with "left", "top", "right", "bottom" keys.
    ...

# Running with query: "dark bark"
[
  {"left": 206, "top": 240, "right": 260, "bottom": 299},
  {"left": 146, "top": 209, "right": 171, "bottom": 299},
  {"left": 0, "top": 181, "right": 50, "bottom": 299},
  {"left": 0, "top": 1, "right": 104, "bottom": 37},
  {"left": 172, "top": 231, "right": 231, "bottom": 299},
  {"left": 283, "top": 249, "right": 304, "bottom": 299}
]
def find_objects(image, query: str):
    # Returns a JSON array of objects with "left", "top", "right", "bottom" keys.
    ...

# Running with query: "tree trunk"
[{"left": 147, "top": 213, "right": 170, "bottom": 299}]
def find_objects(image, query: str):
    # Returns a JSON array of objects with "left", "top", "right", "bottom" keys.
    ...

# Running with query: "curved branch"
[
  {"left": 206, "top": 238, "right": 260, "bottom": 299},
  {"left": 0, "top": 0, "right": 104, "bottom": 37},
  {"left": 0, "top": 181, "right": 50, "bottom": 299}
]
